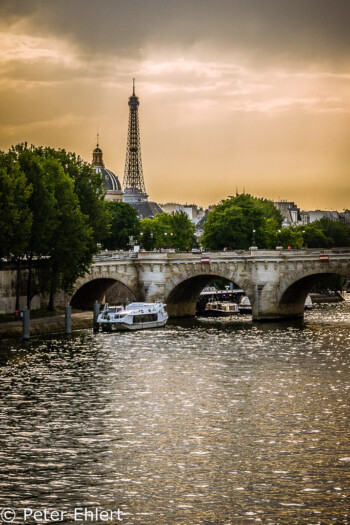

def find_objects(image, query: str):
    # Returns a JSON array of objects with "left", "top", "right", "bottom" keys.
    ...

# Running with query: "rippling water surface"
[{"left": 1, "top": 299, "right": 349, "bottom": 524}]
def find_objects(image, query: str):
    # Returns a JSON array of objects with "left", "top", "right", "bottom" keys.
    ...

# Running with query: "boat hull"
[
  {"left": 100, "top": 319, "right": 167, "bottom": 332},
  {"left": 238, "top": 307, "right": 252, "bottom": 314},
  {"left": 203, "top": 310, "right": 239, "bottom": 317}
]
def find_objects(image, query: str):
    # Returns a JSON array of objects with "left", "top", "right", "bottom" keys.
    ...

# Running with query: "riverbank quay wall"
[
  {"left": 0, "top": 312, "right": 93, "bottom": 339},
  {"left": 1, "top": 250, "right": 350, "bottom": 321},
  {"left": 0, "top": 259, "right": 52, "bottom": 314}
]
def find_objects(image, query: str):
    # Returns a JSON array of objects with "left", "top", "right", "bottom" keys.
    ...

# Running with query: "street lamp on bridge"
[
  {"left": 276, "top": 229, "right": 282, "bottom": 250},
  {"left": 250, "top": 229, "right": 257, "bottom": 250}
]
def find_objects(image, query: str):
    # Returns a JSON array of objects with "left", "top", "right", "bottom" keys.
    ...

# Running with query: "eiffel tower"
[{"left": 123, "top": 79, "right": 148, "bottom": 203}]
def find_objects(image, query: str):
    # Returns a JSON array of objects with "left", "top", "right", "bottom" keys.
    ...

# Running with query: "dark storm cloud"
[
  {"left": 1, "top": 0, "right": 350, "bottom": 65},
  {"left": 0, "top": 0, "right": 37, "bottom": 19}
]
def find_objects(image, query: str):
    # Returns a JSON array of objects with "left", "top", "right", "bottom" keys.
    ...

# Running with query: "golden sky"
[{"left": 0, "top": 0, "right": 349, "bottom": 210}]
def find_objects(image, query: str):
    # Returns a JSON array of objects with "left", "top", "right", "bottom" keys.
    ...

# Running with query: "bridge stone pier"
[{"left": 70, "top": 249, "right": 350, "bottom": 321}]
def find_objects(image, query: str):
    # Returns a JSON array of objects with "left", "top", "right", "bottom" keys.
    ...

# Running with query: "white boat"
[
  {"left": 238, "top": 296, "right": 252, "bottom": 314},
  {"left": 304, "top": 294, "right": 313, "bottom": 310},
  {"left": 204, "top": 300, "right": 239, "bottom": 316},
  {"left": 97, "top": 302, "right": 168, "bottom": 332}
]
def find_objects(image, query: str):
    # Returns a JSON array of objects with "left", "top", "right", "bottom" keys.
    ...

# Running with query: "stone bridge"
[{"left": 70, "top": 249, "right": 350, "bottom": 321}]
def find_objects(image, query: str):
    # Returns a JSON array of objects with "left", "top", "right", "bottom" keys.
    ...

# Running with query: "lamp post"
[
  {"left": 302, "top": 230, "right": 305, "bottom": 249},
  {"left": 250, "top": 229, "right": 257, "bottom": 250},
  {"left": 170, "top": 232, "right": 174, "bottom": 249},
  {"left": 276, "top": 229, "right": 282, "bottom": 250},
  {"left": 139, "top": 232, "right": 143, "bottom": 250},
  {"left": 164, "top": 232, "right": 168, "bottom": 250},
  {"left": 150, "top": 232, "right": 154, "bottom": 251}
]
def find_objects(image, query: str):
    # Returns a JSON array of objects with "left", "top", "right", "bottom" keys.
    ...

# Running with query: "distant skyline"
[{"left": 0, "top": 0, "right": 349, "bottom": 210}]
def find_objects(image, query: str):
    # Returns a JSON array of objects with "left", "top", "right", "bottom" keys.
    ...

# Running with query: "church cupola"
[
  {"left": 92, "top": 135, "right": 105, "bottom": 168},
  {"left": 91, "top": 135, "right": 123, "bottom": 202}
]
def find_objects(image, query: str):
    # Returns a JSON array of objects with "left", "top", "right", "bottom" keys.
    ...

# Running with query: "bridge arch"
[
  {"left": 70, "top": 277, "right": 137, "bottom": 309},
  {"left": 277, "top": 269, "right": 348, "bottom": 319},
  {"left": 164, "top": 270, "right": 253, "bottom": 318}
]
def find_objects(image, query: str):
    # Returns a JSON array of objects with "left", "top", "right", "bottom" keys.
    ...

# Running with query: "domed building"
[{"left": 92, "top": 141, "right": 123, "bottom": 202}]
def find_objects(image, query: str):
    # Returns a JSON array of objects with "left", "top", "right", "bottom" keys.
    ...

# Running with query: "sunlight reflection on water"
[{"left": 0, "top": 299, "right": 349, "bottom": 524}]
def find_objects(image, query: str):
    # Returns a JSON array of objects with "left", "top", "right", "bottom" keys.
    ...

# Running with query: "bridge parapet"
[{"left": 93, "top": 248, "right": 350, "bottom": 264}]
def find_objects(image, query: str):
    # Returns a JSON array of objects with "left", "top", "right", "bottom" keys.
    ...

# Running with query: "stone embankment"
[{"left": 0, "top": 311, "right": 92, "bottom": 340}]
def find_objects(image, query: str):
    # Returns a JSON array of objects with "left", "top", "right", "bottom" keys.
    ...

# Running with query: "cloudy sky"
[{"left": 0, "top": 0, "right": 349, "bottom": 209}]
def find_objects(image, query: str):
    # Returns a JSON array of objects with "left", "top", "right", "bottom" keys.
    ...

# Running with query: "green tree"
[
  {"left": 45, "top": 162, "right": 94, "bottom": 309},
  {"left": 102, "top": 202, "right": 140, "bottom": 250},
  {"left": 8, "top": 146, "right": 59, "bottom": 306},
  {"left": 0, "top": 154, "right": 33, "bottom": 309},
  {"left": 138, "top": 217, "right": 156, "bottom": 251},
  {"left": 279, "top": 228, "right": 303, "bottom": 249},
  {"left": 293, "top": 218, "right": 350, "bottom": 249},
  {"left": 315, "top": 218, "right": 350, "bottom": 247},
  {"left": 17, "top": 145, "right": 110, "bottom": 246},
  {"left": 1, "top": 143, "right": 110, "bottom": 310},
  {"left": 139, "top": 214, "right": 170, "bottom": 250},
  {"left": 139, "top": 211, "right": 196, "bottom": 251},
  {"left": 0, "top": 155, "right": 32, "bottom": 259},
  {"left": 168, "top": 211, "right": 196, "bottom": 250},
  {"left": 301, "top": 226, "right": 333, "bottom": 248},
  {"left": 201, "top": 194, "right": 283, "bottom": 250},
  {"left": 42, "top": 147, "right": 109, "bottom": 244}
]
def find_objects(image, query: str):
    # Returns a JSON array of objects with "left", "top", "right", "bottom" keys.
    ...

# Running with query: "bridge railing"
[
  {"left": 93, "top": 247, "right": 350, "bottom": 263},
  {"left": 93, "top": 251, "right": 134, "bottom": 262}
]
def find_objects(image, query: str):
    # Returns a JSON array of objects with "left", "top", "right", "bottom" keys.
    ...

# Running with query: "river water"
[{"left": 0, "top": 299, "right": 349, "bottom": 524}]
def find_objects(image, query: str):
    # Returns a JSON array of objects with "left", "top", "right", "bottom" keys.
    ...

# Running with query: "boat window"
[{"left": 133, "top": 313, "right": 158, "bottom": 323}]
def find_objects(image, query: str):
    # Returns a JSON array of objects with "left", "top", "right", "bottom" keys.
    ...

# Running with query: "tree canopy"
[
  {"left": 0, "top": 154, "right": 32, "bottom": 261},
  {"left": 139, "top": 211, "right": 196, "bottom": 251},
  {"left": 201, "top": 194, "right": 283, "bottom": 250},
  {"left": 0, "top": 143, "right": 110, "bottom": 309},
  {"left": 201, "top": 195, "right": 350, "bottom": 250},
  {"left": 277, "top": 219, "right": 350, "bottom": 250},
  {"left": 102, "top": 201, "right": 140, "bottom": 250},
  {"left": 299, "top": 218, "right": 350, "bottom": 248}
]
